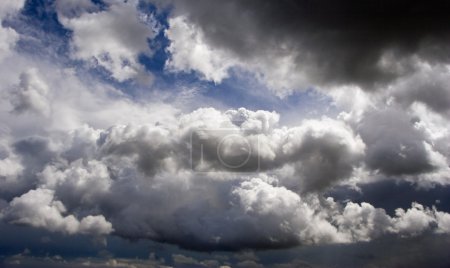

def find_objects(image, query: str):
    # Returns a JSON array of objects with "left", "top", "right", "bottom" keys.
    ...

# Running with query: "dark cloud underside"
[{"left": 174, "top": 0, "right": 450, "bottom": 88}]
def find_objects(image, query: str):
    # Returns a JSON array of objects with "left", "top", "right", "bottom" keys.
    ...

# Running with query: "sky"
[{"left": 1, "top": 0, "right": 450, "bottom": 267}]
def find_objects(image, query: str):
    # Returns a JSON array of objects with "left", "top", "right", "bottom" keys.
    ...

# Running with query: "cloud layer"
[
  {"left": 1, "top": 65, "right": 449, "bottom": 250},
  {"left": 1, "top": 0, "right": 450, "bottom": 257}
]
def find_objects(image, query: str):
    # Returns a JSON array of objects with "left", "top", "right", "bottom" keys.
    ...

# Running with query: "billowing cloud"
[
  {"left": 358, "top": 107, "right": 435, "bottom": 176},
  {"left": 1, "top": 188, "right": 112, "bottom": 235},
  {"left": 329, "top": 65, "right": 450, "bottom": 187},
  {"left": 1, "top": 66, "right": 449, "bottom": 250},
  {"left": 56, "top": 0, "right": 157, "bottom": 82}
]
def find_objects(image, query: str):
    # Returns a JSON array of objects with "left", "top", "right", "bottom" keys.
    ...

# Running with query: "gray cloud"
[
  {"left": 1, "top": 103, "right": 449, "bottom": 251},
  {"left": 1, "top": 188, "right": 112, "bottom": 236},
  {"left": 167, "top": 0, "right": 450, "bottom": 91},
  {"left": 9, "top": 69, "right": 50, "bottom": 116},
  {"left": 392, "top": 64, "right": 450, "bottom": 116},
  {"left": 357, "top": 107, "right": 436, "bottom": 176}
]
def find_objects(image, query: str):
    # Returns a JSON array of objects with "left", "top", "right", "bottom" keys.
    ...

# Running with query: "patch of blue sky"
[
  {"left": 4, "top": 0, "right": 71, "bottom": 63},
  {"left": 137, "top": 0, "right": 169, "bottom": 74}
]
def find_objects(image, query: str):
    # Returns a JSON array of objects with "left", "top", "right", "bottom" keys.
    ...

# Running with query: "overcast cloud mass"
[{"left": 1, "top": 0, "right": 450, "bottom": 267}]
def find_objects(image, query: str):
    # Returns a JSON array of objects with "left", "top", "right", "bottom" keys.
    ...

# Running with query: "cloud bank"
[{"left": 1, "top": 66, "right": 450, "bottom": 250}]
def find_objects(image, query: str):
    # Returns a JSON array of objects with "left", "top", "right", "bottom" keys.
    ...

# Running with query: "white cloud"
[
  {"left": 39, "top": 159, "right": 112, "bottom": 205},
  {"left": 0, "top": 0, "right": 25, "bottom": 61},
  {"left": 165, "top": 16, "right": 238, "bottom": 83},
  {"left": 334, "top": 202, "right": 394, "bottom": 241},
  {"left": 1, "top": 188, "right": 113, "bottom": 235},
  {"left": 57, "top": 0, "right": 156, "bottom": 82},
  {"left": 393, "top": 202, "right": 436, "bottom": 235},
  {"left": 0, "top": 0, "right": 25, "bottom": 19},
  {"left": 231, "top": 177, "right": 344, "bottom": 245},
  {"left": 78, "top": 214, "right": 113, "bottom": 235},
  {"left": 0, "top": 26, "right": 19, "bottom": 61},
  {"left": 435, "top": 210, "right": 450, "bottom": 233}
]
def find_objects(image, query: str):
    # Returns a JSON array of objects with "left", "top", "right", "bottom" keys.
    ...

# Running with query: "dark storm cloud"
[{"left": 172, "top": 0, "right": 450, "bottom": 88}]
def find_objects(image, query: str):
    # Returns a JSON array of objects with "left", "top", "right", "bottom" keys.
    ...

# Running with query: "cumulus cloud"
[
  {"left": 279, "top": 118, "right": 365, "bottom": 192},
  {"left": 1, "top": 188, "right": 112, "bottom": 235},
  {"left": 56, "top": 0, "right": 157, "bottom": 82},
  {"left": 0, "top": 65, "right": 447, "bottom": 250},
  {"left": 162, "top": 0, "right": 450, "bottom": 193},
  {"left": 329, "top": 65, "right": 450, "bottom": 187},
  {"left": 358, "top": 107, "right": 435, "bottom": 176},
  {"left": 1, "top": 68, "right": 449, "bottom": 250},
  {"left": 229, "top": 178, "right": 343, "bottom": 246},
  {"left": 333, "top": 201, "right": 394, "bottom": 241}
]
